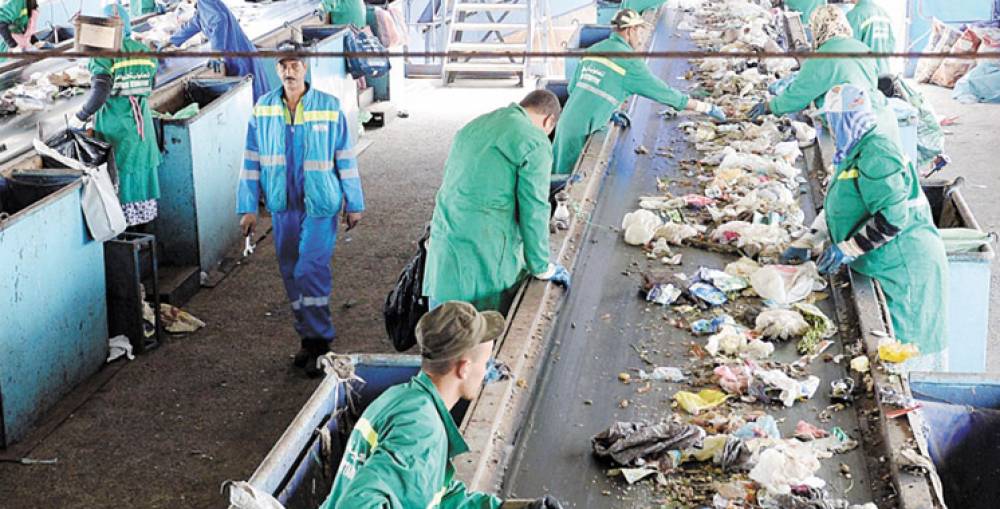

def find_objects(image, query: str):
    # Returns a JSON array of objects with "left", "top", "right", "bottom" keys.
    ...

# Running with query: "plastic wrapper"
[
  {"left": 790, "top": 120, "right": 817, "bottom": 146},
  {"left": 733, "top": 414, "right": 780, "bottom": 440},
  {"left": 724, "top": 257, "right": 761, "bottom": 279},
  {"left": 711, "top": 221, "right": 790, "bottom": 257},
  {"left": 755, "top": 308, "right": 809, "bottom": 340},
  {"left": 622, "top": 209, "right": 661, "bottom": 245},
  {"left": 749, "top": 263, "right": 823, "bottom": 306},
  {"left": 646, "top": 283, "right": 682, "bottom": 306},
  {"left": 691, "top": 314, "right": 736, "bottom": 335},
  {"left": 714, "top": 364, "right": 754, "bottom": 394},
  {"left": 690, "top": 282, "right": 728, "bottom": 306},
  {"left": 654, "top": 221, "right": 699, "bottom": 246},
  {"left": 694, "top": 267, "right": 749, "bottom": 292},
  {"left": 592, "top": 421, "right": 706, "bottom": 466},
  {"left": 754, "top": 370, "right": 820, "bottom": 407},
  {"left": 877, "top": 338, "right": 920, "bottom": 363},
  {"left": 674, "top": 389, "right": 730, "bottom": 415},
  {"left": 638, "top": 366, "right": 687, "bottom": 382},
  {"left": 794, "top": 303, "right": 836, "bottom": 354},
  {"left": 749, "top": 442, "right": 823, "bottom": 495},
  {"left": 706, "top": 325, "right": 773, "bottom": 359}
]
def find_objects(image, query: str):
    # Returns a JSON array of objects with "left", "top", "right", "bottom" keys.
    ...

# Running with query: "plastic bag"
[
  {"left": 755, "top": 308, "right": 809, "bottom": 340},
  {"left": 711, "top": 221, "right": 790, "bottom": 257},
  {"left": 345, "top": 28, "right": 391, "bottom": 79},
  {"left": 653, "top": 222, "right": 699, "bottom": 245},
  {"left": 749, "top": 442, "right": 823, "bottom": 495},
  {"left": 384, "top": 228, "right": 430, "bottom": 352},
  {"left": 674, "top": 389, "right": 729, "bottom": 414},
  {"left": 940, "top": 227, "right": 994, "bottom": 253},
  {"left": 749, "top": 263, "right": 823, "bottom": 306},
  {"left": 622, "top": 209, "right": 661, "bottom": 245},
  {"left": 33, "top": 132, "right": 126, "bottom": 242},
  {"left": 877, "top": 338, "right": 919, "bottom": 363}
]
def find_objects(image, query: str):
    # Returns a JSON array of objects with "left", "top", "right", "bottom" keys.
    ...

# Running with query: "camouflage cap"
[{"left": 415, "top": 301, "right": 504, "bottom": 361}]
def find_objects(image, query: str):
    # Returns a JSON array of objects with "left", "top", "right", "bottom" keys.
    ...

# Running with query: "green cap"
[
  {"left": 415, "top": 301, "right": 504, "bottom": 361},
  {"left": 611, "top": 9, "right": 647, "bottom": 29}
]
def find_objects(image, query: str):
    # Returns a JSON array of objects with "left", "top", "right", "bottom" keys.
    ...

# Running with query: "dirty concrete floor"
[
  {"left": 0, "top": 80, "right": 526, "bottom": 509},
  {"left": 918, "top": 84, "right": 1000, "bottom": 372}
]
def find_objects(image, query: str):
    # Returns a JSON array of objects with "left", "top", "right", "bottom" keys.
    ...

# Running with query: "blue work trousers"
[{"left": 273, "top": 209, "right": 339, "bottom": 342}]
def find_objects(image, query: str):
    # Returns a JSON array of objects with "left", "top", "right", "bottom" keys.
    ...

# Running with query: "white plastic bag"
[
  {"left": 755, "top": 308, "right": 809, "bottom": 340},
  {"left": 225, "top": 480, "right": 286, "bottom": 509},
  {"left": 622, "top": 209, "right": 661, "bottom": 245},
  {"left": 749, "top": 263, "right": 824, "bottom": 306},
  {"left": 33, "top": 137, "right": 126, "bottom": 242}
]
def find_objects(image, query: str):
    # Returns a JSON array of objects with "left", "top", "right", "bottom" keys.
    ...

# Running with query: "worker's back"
[{"left": 846, "top": 0, "right": 895, "bottom": 76}]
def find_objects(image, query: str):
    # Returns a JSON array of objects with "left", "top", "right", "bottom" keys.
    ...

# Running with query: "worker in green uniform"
[
  {"left": 621, "top": 0, "right": 665, "bottom": 15},
  {"left": 424, "top": 90, "right": 571, "bottom": 313},
  {"left": 323, "top": 301, "right": 565, "bottom": 509},
  {"left": 130, "top": 0, "right": 159, "bottom": 17},
  {"left": 782, "top": 84, "right": 948, "bottom": 370},
  {"left": 320, "top": 0, "right": 367, "bottom": 27},
  {"left": 552, "top": 9, "right": 726, "bottom": 177},
  {"left": 785, "top": 0, "right": 826, "bottom": 27},
  {"left": 70, "top": 14, "right": 161, "bottom": 226},
  {"left": 749, "top": 5, "right": 898, "bottom": 140},
  {"left": 845, "top": 0, "right": 896, "bottom": 77},
  {"left": 0, "top": 0, "right": 38, "bottom": 62}
]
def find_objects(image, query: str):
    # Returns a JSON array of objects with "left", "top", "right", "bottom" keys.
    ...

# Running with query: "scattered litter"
[
  {"left": 750, "top": 263, "right": 824, "bottom": 306},
  {"left": 877, "top": 338, "right": 920, "bottom": 363},
  {"left": 592, "top": 420, "right": 705, "bottom": 468},
  {"left": 107, "top": 334, "right": 134, "bottom": 362},
  {"left": 754, "top": 308, "right": 809, "bottom": 340},
  {"left": 160, "top": 303, "right": 206, "bottom": 333},
  {"left": 724, "top": 257, "right": 761, "bottom": 279},
  {"left": 646, "top": 283, "right": 682, "bottom": 306},
  {"left": 655, "top": 222, "right": 700, "bottom": 245},
  {"left": 694, "top": 267, "right": 748, "bottom": 292},
  {"left": 794, "top": 420, "right": 829, "bottom": 441},
  {"left": 674, "top": 389, "right": 730, "bottom": 414},
  {"left": 794, "top": 303, "right": 836, "bottom": 354},
  {"left": 690, "top": 282, "right": 728, "bottom": 306},
  {"left": 753, "top": 370, "right": 820, "bottom": 407},
  {"left": 622, "top": 209, "right": 661, "bottom": 245},
  {"left": 691, "top": 314, "right": 736, "bottom": 335},
  {"left": 829, "top": 378, "right": 856, "bottom": 404},
  {"left": 608, "top": 466, "right": 660, "bottom": 484},
  {"left": 714, "top": 364, "right": 754, "bottom": 394},
  {"left": 638, "top": 366, "right": 687, "bottom": 382},
  {"left": 733, "top": 414, "right": 780, "bottom": 440},
  {"left": 749, "top": 441, "right": 824, "bottom": 495},
  {"left": 849, "top": 355, "right": 870, "bottom": 374}
]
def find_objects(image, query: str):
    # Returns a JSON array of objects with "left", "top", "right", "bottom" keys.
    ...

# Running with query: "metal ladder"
[{"left": 441, "top": 0, "right": 533, "bottom": 85}]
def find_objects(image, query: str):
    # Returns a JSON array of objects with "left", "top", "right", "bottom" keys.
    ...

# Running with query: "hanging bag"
[
  {"left": 384, "top": 226, "right": 430, "bottom": 352},
  {"left": 344, "top": 27, "right": 391, "bottom": 79}
]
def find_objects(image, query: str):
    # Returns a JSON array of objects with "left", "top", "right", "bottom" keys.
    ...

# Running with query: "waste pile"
[
  {"left": 0, "top": 65, "right": 91, "bottom": 115},
  {"left": 591, "top": 1, "right": 906, "bottom": 506},
  {"left": 132, "top": 1, "right": 199, "bottom": 48}
]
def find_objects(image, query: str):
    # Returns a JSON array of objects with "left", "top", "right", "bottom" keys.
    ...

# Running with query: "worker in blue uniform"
[
  {"left": 164, "top": 0, "right": 277, "bottom": 101},
  {"left": 237, "top": 48, "right": 365, "bottom": 377}
]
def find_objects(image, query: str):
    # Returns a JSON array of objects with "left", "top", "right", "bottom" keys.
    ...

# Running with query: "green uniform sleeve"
[
  {"left": 88, "top": 56, "right": 113, "bottom": 76},
  {"left": 0, "top": 0, "right": 25, "bottom": 24},
  {"left": 854, "top": 144, "right": 909, "bottom": 230},
  {"left": 439, "top": 478, "right": 503, "bottom": 509},
  {"left": 624, "top": 61, "right": 689, "bottom": 111},
  {"left": 518, "top": 142, "right": 553, "bottom": 277},
  {"left": 333, "top": 417, "right": 446, "bottom": 509},
  {"left": 768, "top": 57, "right": 831, "bottom": 115}
]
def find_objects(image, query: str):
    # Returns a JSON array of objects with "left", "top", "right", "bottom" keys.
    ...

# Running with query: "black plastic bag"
[
  {"left": 384, "top": 227, "right": 430, "bottom": 352},
  {"left": 41, "top": 129, "right": 117, "bottom": 183}
]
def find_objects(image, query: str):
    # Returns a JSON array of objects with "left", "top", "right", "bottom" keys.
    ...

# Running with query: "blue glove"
[
  {"left": 817, "top": 244, "right": 855, "bottom": 274},
  {"left": 706, "top": 104, "right": 727, "bottom": 122},
  {"left": 748, "top": 100, "right": 769, "bottom": 120},
  {"left": 611, "top": 111, "right": 631, "bottom": 128},
  {"left": 780, "top": 246, "right": 811, "bottom": 264},
  {"left": 207, "top": 59, "right": 224, "bottom": 73},
  {"left": 483, "top": 357, "right": 511, "bottom": 385},
  {"left": 537, "top": 264, "right": 571, "bottom": 290}
]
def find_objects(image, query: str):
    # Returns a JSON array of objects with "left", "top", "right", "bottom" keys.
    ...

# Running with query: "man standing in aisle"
[
  {"left": 237, "top": 49, "right": 364, "bottom": 377},
  {"left": 423, "top": 90, "right": 571, "bottom": 313}
]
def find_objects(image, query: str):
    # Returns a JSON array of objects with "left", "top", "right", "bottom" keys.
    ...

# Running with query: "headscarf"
[
  {"left": 810, "top": 5, "right": 853, "bottom": 47},
  {"left": 102, "top": 0, "right": 132, "bottom": 37},
  {"left": 821, "top": 84, "right": 877, "bottom": 165}
]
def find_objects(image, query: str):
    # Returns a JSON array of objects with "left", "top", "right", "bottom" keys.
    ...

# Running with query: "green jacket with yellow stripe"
[
  {"left": 551, "top": 32, "right": 689, "bottom": 174},
  {"left": 322, "top": 372, "right": 502, "bottom": 509}
]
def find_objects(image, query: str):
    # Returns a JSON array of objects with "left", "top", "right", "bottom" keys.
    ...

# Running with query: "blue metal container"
[
  {"left": 888, "top": 97, "right": 919, "bottom": 166},
  {"left": 0, "top": 172, "right": 107, "bottom": 447},
  {"left": 922, "top": 180, "right": 995, "bottom": 373},
  {"left": 564, "top": 24, "right": 611, "bottom": 81},
  {"left": 300, "top": 25, "right": 362, "bottom": 143},
  {"left": 228, "top": 355, "right": 423, "bottom": 508},
  {"left": 153, "top": 76, "right": 253, "bottom": 279}
]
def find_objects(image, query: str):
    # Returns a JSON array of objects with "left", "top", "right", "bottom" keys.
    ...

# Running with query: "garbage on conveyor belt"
[
  {"left": 689, "top": 282, "right": 728, "bottom": 307},
  {"left": 749, "top": 263, "right": 825, "bottom": 307},
  {"left": 638, "top": 366, "right": 687, "bottom": 383},
  {"left": 1, "top": 65, "right": 92, "bottom": 115},
  {"left": 705, "top": 324, "right": 774, "bottom": 359},
  {"left": 877, "top": 337, "right": 920, "bottom": 363},
  {"left": 591, "top": 420, "right": 706, "bottom": 469},
  {"left": 691, "top": 314, "right": 736, "bottom": 335},
  {"left": 793, "top": 303, "right": 836, "bottom": 355},
  {"left": 693, "top": 267, "right": 748, "bottom": 292},
  {"left": 752, "top": 369, "right": 820, "bottom": 407},
  {"left": 748, "top": 441, "right": 823, "bottom": 495},
  {"left": 673, "top": 389, "right": 730, "bottom": 414},
  {"left": 755, "top": 308, "right": 809, "bottom": 340},
  {"left": 132, "top": 1, "right": 198, "bottom": 48}
]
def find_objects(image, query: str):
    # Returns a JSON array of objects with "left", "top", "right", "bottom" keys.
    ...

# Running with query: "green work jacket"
[
  {"left": 846, "top": 0, "right": 895, "bottom": 76},
  {"left": 89, "top": 38, "right": 162, "bottom": 204},
  {"left": 621, "top": 0, "right": 666, "bottom": 14},
  {"left": 423, "top": 104, "right": 552, "bottom": 311},
  {"left": 129, "top": 0, "right": 157, "bottom": 16},
  {"left": 824, "top": 125, "right": 947, "bottom": 353},
  {"left": 321, "top": 0, "right": 367, "bottom": 28},
  {"left": 323, "top": 372, "right": 503, "bottom": 509},
  {"left": 785, "top": 0, "right": 826, "bottom": 25},
  {"left": 0, "top": 0, "right": 28, "bottom": 60},
  {"left": 552, "top": 32, "right": 689, "bottom": 174}
]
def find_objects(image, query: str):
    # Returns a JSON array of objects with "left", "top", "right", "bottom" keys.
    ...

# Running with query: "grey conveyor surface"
[
  {"left": 502, "top": 12, "right": 875, "bottom": 508},
  {"left": 0, "top": 0, "right": 314, "bottom": 165}
]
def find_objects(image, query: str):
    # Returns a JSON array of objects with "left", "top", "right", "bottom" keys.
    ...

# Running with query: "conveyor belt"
[
  {"left": 502, "top": 11, "right": 875, "bottom": 508},
  {"left": 0, "top": 0, "right": 315, "bottom": 165}
]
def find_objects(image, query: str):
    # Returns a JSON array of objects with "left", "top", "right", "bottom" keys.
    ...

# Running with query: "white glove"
[{"left": 68, "top": 114, "right": 89, "bottom": 130}]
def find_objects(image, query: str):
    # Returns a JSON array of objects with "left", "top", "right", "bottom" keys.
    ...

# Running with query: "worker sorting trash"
[{"left": 4, "top": 0, "right": 1000, "bottom": 507}]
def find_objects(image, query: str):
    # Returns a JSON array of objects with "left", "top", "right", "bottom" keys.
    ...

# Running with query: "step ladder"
[{"left": 442, "top": 0, "right": 533, "bottom": 85}]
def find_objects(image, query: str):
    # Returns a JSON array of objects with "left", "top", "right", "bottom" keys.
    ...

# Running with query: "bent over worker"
[
  {"left": 320, "top": 0, "right": 367, "bottom": 27},
  {"left": 237, "top": 50, "right": 364, "bottom": 377},
  {"left": 165, "top": 0, "right": 277, "bottom": 101},
  {"left": 323, "top": 301, "right": 565, "bottom": 509},
  {"left": 423, "top": 90, "right": 571, "bottom": 313},
  {"left": 782, "top": 84, "right": 948, "bottom": 370},
  {"left": 70, "top": 11, "right": 161, "bottom": 226},
  {"left": 552, "top": 9, "right": 726, "bottom": 176},
  {"left": 845, "top": 0, "right": 896, "bottom": 77},
  {"left": 0, "top": 0, "right": 38, "bottom": 62}
]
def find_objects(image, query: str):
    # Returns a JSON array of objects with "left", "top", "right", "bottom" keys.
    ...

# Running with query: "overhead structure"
[{"left": 442, "top": 0, "right": 534, "bottom": 85}]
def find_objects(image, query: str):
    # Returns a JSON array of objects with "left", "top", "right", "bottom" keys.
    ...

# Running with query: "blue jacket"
[
  {"left": 237, "top": 86, "right": 364, "bottom": 217},
  {"left": 169, "top": 0, "right": 277, "bottom": 100}
]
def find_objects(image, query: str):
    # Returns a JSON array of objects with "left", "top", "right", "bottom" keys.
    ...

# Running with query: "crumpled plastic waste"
[
  {"left": 638, "top": 366, "right": 687, "bottom": 382},
  {"left": 107, "top": 334, "right": 135, "bottom": 362},
  {"left": 794, "top": 303, "right": 836, "bottom": 354},
  {"left": 790, "top": 120, "right": 817, "bottom": 147},
  {"left": 646, "top": 283, "right": 682, "bottom": 306},
  {"left": 733, "top": 414, "right": 780, "bottom": 440},
  {"left": 694, "top": 267, "right": 749, "bottom": 292},
  {"left": 754, "top": 308, "right": 809, "bottom": 340},
  {"left": 160, "top": 303, "right": 206, "bottom": 333},
  {"left": 712, "top": 221, "right": 790, "bottom": 257},
  {"left": 793, "top": 420, "right": 829, "bottom": 441},
  {"left": 809, "top": 427, "right": 859, "bottom": 458},
  {"left": 749, "top": 441, "right": 824, "bottom": 495},
  {"left": 691, "top": 314, "right": 736, "bottom": 335},
  {"left": 829, "top": 377, "right": 856, "bottom": 404},
  {"left": 622, "top": 209, "right": 661, "bottom": 245},
  {"left": 714, "top": 363, "right": 754, "bottom": 394},
  {"left": 654, "top": 222, "right": 701, "bottom": 245},
  {"left": 608, "top": 466, "right": 661, "bottom": 485},
  {"left": 749, "top": 263, "right": 824, "bottom": 306},
  {"left": 154, "top": 102, "right": 200, "bottom": 120},
  {"left": 877, "top": 337, "right": 920, "bottom": 363},
  {"left": 592, "top": 420, "right": 706, "bottom": 468},
  {"left": 724, "top": 257, "right": 761, "bottom": 279},
  {"left": 753, "top": 370, "right": 820, "bottom": 407},
  {"left": 674, "top": 389, "right": 730, "bottom": 415},
  {"left": 706, "top": 325, "right": 774, "bottom": 359},
  {"left": 225, "top": 480, "right": 285, "bottom": 509},
  {"left": 849, "top": 355, "right": 870, "bottom": 374},
  {"left": 690, "top": 282, "right": 728, "bottom": 306},
  {"left": 760, "top": 486, "right": 875, "bottom": 509}
]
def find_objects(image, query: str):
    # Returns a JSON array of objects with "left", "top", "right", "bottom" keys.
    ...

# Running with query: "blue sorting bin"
[
  {"left": 910, "top": 371, "right": 1000, "bottom": 509},
  {"left": 565, "top": 24, "right": 611, "bottom": 81},
  {"left": 0, "top": 167, "right": 107, "bottom": 447},
  {"left": 922, "top": 179, "right": 995, "bottom": 372},
  {"left": 154, "top": 76, "right": 253, "bottom": 278}
]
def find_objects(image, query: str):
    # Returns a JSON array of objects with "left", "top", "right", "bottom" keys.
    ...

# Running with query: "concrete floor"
[{"left": 918, "top": 84, "right": 1000, "bottom": 372}]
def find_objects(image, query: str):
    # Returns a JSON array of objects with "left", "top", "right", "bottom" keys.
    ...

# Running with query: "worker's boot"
[
  {"left": 292, "top": 338, "right": 312, "bottom": 368},
  {"left": 302, "top": 339, "right": 331, "bottom": 379}
]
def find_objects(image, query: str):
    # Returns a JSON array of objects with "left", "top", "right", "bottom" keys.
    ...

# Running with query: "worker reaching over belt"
[
  {"left": 319, "top": 0, "right": 367, "bottom": 27},
  {"left": 236, "top": 47, "right": 364, "bottom": 378},
  {"left": 70, "top": 10, "right": 161, "bottom": 227},
  {"left": 322, "top": 301, "right": 565, "bottom": 509},
  {"left": 551, "top": 9, "right": 727, "bottom": 177},
  {"left": 161, "top": 0, "right": 278, "bottom": 102},
  {"left": 749, "top": 5, "right": 898, "bottom": 139},
  {"left": 781, "top": 84, "right": 948, "bottom": 370},
  {"left": 845, "top": 0, "right": 896, "bottom": 77},
  {"left": 423, "top": 90, "right": 570, "bottom": 313},
  {"left": 0, "top": 0, "right": 38, "bottom": 62}
]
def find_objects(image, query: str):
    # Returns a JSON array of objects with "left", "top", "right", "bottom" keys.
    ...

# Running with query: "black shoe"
[
  {"left": 293, "top": 346, "right": 311, "bottom": 368},
  {"left": 302, "top": 339, "right": 330, "bottom": 378}
]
